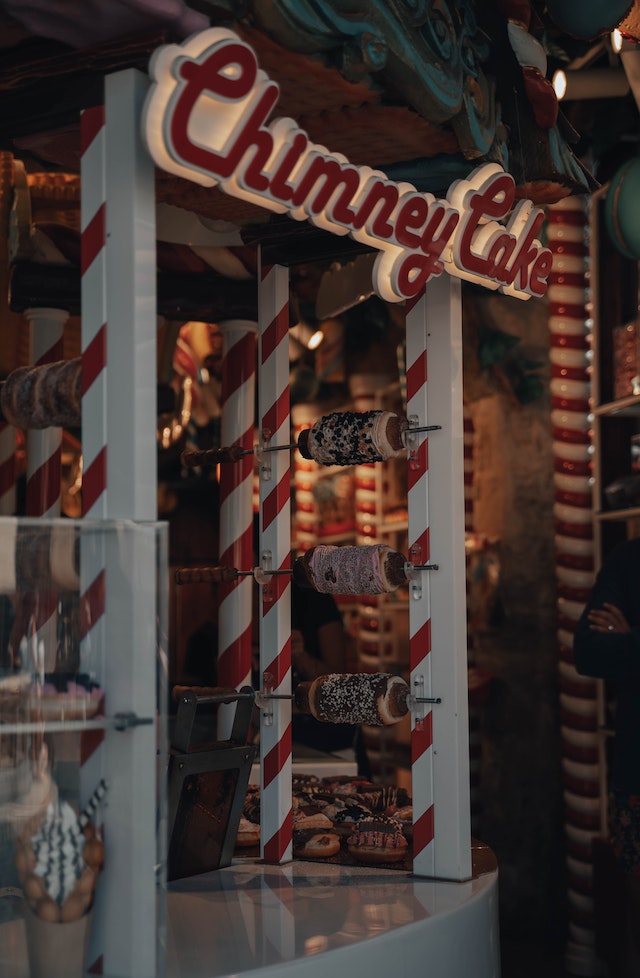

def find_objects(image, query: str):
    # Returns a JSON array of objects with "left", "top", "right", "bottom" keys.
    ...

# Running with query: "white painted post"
[
  {"left": 407, "top": 274, "right": 471, "bottom": 881},
  {"left": 80, "top": 68, "right": 159, "bottom": 978}
]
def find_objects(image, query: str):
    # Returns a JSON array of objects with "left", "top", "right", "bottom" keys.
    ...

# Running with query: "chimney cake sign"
[{"left": 143, "top": 28, "right": 552, "bottom": 302}]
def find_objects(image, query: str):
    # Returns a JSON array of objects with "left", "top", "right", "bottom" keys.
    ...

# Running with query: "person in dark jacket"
[{"left": 573, "top": 536, "right": 640, "bottom": 978}]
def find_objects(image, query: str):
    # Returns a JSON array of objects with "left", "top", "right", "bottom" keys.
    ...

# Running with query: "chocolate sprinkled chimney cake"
[
  {"left": 297, "top": 410, "right": 408, "bottom": 466},
  {"left": 0, "top": 359, "right": 82, "bottom": 430},
  {"left": 293, "top": 544, "right": 407, "bottom": 594},
  {"left": 294, "top": 673, "right": 410, "bottom": 726}
]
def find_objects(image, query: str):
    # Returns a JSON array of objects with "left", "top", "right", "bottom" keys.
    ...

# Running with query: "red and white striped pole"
[
  {"left": 80, "top": 103, "right": 107, "bottom": 525},
  {"left": 406, "top": 274, "right": 471, "bottom": 881},
  {"left": 463, "top": 404, "right": 482, "bottom": 833},
  {"left": 547, "top": 196, "right": 600, "bottom": 976},
  {"left": 405, "top": 288, "right": 436, "bottom": 877},
  {"left": 24, "top": 307, "right": 68, "bottom": 673},
  {"left": 258, "top": 255, "right": 292, "bottom": 864},
  {"left": 25, "top": 308, "right": 67, "bottom": 519},
  {"left": 80, "top": 69, "right": 158, "bottom": 978},
  {"left": 217, "top": 319, "right": 257, "bottom": 739},
  {"left": 80, "top": 101, "right": 108, "bottom": 744}
]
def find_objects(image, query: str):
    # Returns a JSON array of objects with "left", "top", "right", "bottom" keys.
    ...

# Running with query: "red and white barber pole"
[
  {"left": 25, "top": 308, "right": 67, "bottom": 520},
  {"left": 80, "top": 99, "right": 108, "bottom": 755},
  {"left": 406, "top": 275, "right": 471, "bottom": 881},
  {"left": 547, "top": 197, "right": 601, "bottom": 976},
  {"left": 405, "top": 289, "right": 435, "bottom": 876},
  {"left": 463, "top": 405, "right": 482, "bottom": 832},
  {"left": 80, "top": 103, "right": 107, "bottom": 525},
  {"left": 24, "top": 308, "right": 67, "bottom": 673},
  {"left": 258, "top": 256, "right": 292, "bottom": 864},
  {"left": 79, "top": 112, "right": 110, "bottom": 954},
  {"left": 80, "top": 70, "right": 158, "bottom": 978},
  {"left": 217, "top": 319, "right": 257, "bottom": 739}
]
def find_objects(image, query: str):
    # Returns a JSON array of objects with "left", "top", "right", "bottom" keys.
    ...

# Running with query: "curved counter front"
[{"left": 165, "top": 851, "right": 500, "bottom": 978}]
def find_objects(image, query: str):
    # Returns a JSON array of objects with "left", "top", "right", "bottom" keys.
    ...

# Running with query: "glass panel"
[{"left": 0, "top": 517, "right": 168, "bottom": 978}]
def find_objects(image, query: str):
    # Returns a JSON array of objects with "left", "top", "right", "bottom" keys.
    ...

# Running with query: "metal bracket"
[
  {"left": 404, "top": 414, "right": 442, "bottom": 469},
  {"left": 407, "top": 674, "right": 442, "bottom": 729},
  {"left": 256, "top": 427, "right": 273, "bottom": 481},
  {"left": 113, "top": 712, "right": 154, "bottom": 732},
  {"left": 405, "top": 543, "right": 438, "bottom": 600},
  {"left": 255, "top": 549, "right": 274, "bottom": 603}
]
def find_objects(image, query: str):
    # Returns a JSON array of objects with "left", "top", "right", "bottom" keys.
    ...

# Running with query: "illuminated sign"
[{"left": 143, "top": 28, "right": 552, "bottom": 302}]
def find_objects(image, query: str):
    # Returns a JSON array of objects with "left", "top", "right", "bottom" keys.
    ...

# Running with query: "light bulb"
[
  {"left": 307, "top": 330, "right": 324, "bottom": 350},
  {"left": 552, "top": 69, "right": 568, "bottom": 100}
]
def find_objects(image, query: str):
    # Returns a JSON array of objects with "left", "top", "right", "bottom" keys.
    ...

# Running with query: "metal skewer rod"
[
  {"left": 253, "top": 568, "right": 293, "bottom": 576},
  {"left": 257, "top": 442, "right": 298, "bottom": 453}
]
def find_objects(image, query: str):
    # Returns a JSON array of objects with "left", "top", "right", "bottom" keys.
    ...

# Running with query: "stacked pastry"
[
  {"left": 293, "top": 544, "right": 407, "bottom": 595},
  {"left": 297, "top": 410, "right": 408, "bottom": 466},
  {"left": 237, "top": 775, "right": 413, "bottom": 864}
]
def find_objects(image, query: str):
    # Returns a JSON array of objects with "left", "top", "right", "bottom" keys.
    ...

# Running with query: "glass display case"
[{"left": 0, "top": 517, "right": 168, "bottom": 978}]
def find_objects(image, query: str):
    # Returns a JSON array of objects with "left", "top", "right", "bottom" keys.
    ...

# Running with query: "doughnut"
[
  {"left": 331, "top": 803, "right": 373, "bottom": 836},
  {"left": 388, "top": 806, "right": 413, "bottom": 838},
  {"left": 297, "top": 410, "right": 408, "bottom": 466},
  {"left": 291, "top": 809, "right": 334, "bottom": 831},
  {"left": 293, "top": 830, "right": 341, "bottom": 860},
  {"left": 346, "top": 815, "right": 408, "bottom": 864},
  {"left": 294, "top": 673, "right": 409, "bottom": 726},
  {"left": 235, "top": 817, "right": 260, "bottom": 848},
  {"left": 293, "top": 544, "right": 407, "bottom": 594}
]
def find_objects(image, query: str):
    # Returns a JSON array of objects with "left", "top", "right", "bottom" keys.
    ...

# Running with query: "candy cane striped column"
[
  {"left": 406, "top": 288, "right": 436, "bottom": 877},
  {"left": 79, "top": 97, "right": 109, "bottom": 978},
  {"left": 81, "top": 101, "right": 107, "bottom": 524},
  {"left": 406, "top": 275, "right": 471, "bottom": 881},
  {"left": 80, "top": 69, "right": 158, "bottom": 978},
  {"left": 0, "top": 422, "right": 16, "bottom": 515},
  {"left": 258, "top": 257, "right": 292, "bottom": 864},
  {"left": 24, "top": 308, "right": 67, "bottom": 673},
  {"left": 80, "top": 99, "right": 108, "bottom": 772},
  {"left": 217, "top": 319, "right": 257, "bottom": 740},
  {"left": 547, "top": 196, "right": 600, "bottom": 976},
  {"left": 25, "top": 308, "right": 67, "bottom": 519},
  {"left": 463, "top": 405, "right": 482, "bottom": 834}
]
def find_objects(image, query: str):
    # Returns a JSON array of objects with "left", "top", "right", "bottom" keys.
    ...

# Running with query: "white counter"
[
  {"left": 1, "top": 849, "right": 500, "bottom": 978},
  {"left": 165, "top": 848, "right": 500, "bottom": 978}
]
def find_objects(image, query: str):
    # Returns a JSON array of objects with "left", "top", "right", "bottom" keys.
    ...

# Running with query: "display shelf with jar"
[{"left": 0, "top": 518, "right": 167, "bottom": 978}]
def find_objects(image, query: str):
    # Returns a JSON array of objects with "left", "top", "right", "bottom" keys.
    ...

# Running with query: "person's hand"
[{"left": 587, "top": 602, "right": 631, "bottom": 634}]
